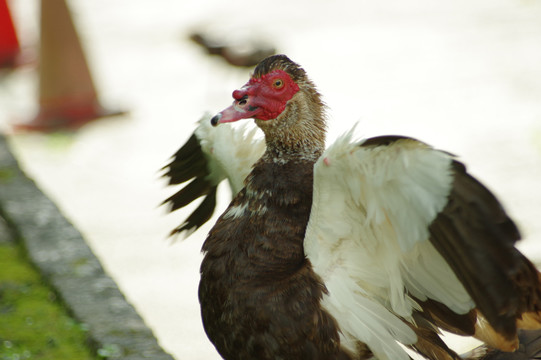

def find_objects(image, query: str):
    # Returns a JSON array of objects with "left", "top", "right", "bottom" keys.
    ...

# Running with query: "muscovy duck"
[{"left": 163, "top": 55, "right": 541, "bottom": 360}]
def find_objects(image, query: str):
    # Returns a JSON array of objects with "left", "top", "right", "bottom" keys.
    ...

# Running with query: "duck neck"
[
  {"left": 257, "top": 98, "right": 327, "bottom": 164},
  {"left": 262, "top": 137, "right": 324, "bottom": 164}
]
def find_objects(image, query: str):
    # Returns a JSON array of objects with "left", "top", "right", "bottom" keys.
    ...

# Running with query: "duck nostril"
[{"left": 237, "top": 95, "right": 248, "bottom": 106}]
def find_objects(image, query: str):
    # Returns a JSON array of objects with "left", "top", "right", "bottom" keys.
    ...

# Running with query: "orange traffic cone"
[
  {"left": 0, "top": 0, "right": 20, "bottom": 68},
  {"left": 16, "top": 0, "right": 123, "bottom": 132}
]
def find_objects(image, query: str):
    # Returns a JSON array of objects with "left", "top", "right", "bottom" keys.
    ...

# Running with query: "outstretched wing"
[
  {"left": 304, "top": 131, "right": 541, "bottom": 359},
  {"left": 162, "top": 114, "right": 265, "bottom": 236}
]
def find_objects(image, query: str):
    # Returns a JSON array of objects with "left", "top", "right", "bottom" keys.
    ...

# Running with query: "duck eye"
[{"left": 273, "top": 79, "right": 284, "bottom": 89}]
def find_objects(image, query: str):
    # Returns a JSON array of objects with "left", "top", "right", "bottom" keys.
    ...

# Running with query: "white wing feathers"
[
  {"left": 195, "top": 114, "right": 265, "bottom": 196},
  {"left": 304, "top": 130, "right": 474, "bottom": 359}
]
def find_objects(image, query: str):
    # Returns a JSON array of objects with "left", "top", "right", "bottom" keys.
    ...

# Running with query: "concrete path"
[
  {"left": 1, "top": 0, "right": 540, "bottom": 359},
  {"left": 0, "top": 135, "right": 174, "bottom": 360}
]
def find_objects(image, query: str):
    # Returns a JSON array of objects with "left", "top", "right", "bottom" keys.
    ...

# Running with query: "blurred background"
[{"left": 1, "top": 0, "right": 540, "bottom": 359}]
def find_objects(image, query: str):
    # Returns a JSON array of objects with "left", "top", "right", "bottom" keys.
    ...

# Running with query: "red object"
[
  {"left": 15, "top": 0, "right": 123, "bottom": 132},
  {"left": 0, "top": 0, "right": 20, "bottom": 68},
  {"left": 213, "top": 69, "right": 300, "bottom": 125}
]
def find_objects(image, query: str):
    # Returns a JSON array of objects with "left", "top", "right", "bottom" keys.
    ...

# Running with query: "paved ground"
[
  {"left": 1, "top": 0, "right": 541, "bottom": 359},
  {"left": 0, "top": 135, "right": 174, "bottom": 360}
]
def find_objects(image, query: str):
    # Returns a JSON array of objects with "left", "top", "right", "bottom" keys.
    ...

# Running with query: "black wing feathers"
[
  {"left": 162, "top": 133, "right": 218, "bottom": 235},
  {"left": 168, "top": 187, "right": 217, "bottom": 236},
  {"left": 415, "top": 297, "right": 477, "bottom": 336},
  {"left": 429, "top": 160, "right": 541, "bottom": 339},
  {"left": 408, "top": 312, "right": 463, "bottom": 360},
  {"left": 163, "top": 133, "right": 208, "bottom": 185},
  {"left": 164, "top": 176, "right": 215, "bottom": 212}
]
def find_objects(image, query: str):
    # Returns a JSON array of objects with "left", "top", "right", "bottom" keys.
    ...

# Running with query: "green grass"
[{"left": 0, "top": 243, "right": 97, "bottom": 360}]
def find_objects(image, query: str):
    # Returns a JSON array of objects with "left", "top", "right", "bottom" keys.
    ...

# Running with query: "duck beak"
[
  {"left": 211, "top": 86, "right": 262, "bottom": 126},
  {"left": 210, "top": 100, "right": 260, "bottom": 126}
]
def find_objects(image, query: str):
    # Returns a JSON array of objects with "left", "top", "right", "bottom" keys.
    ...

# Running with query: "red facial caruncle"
[{"left": 211, "top": 69, "right": 300, "bottom": 126}]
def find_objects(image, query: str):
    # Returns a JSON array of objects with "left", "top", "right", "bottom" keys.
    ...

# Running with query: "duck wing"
[
  {"left": 162, "top": 114, "right": 264, "bottom": 236},
  {"left": 304, "top": 130, "right": 541, "bottom": 359}
]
